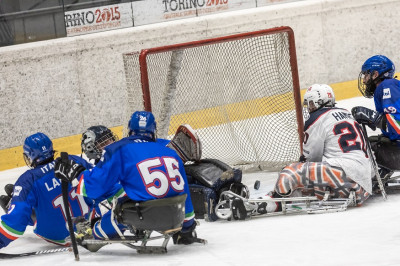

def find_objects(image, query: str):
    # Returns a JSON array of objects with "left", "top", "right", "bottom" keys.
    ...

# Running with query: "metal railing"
[{"left": 0, "top": 0, "right": 133, "bottom": 46}]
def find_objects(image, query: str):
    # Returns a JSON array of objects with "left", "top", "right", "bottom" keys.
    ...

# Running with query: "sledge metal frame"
[
  {"left": 215, "top": 190, "right": 357, "bottom": 220},
  {"left": 79, "top": 194, "right": 207, "bottom": 254},
  {"left": 81, "top": 228, "right": 181, "bottom": 254},
  {"left": 379, "top": 174, "right": 400, "bottom": 192}
]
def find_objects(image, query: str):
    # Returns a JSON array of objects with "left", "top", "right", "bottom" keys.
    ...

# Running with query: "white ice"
[{"left": 1, "top": 96, "right": 399, "bottom": 266}]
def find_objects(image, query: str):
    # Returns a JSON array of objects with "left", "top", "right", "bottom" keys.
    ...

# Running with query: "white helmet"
[{"left": 303, "top": 84, "right": 335, "bottom": 113}]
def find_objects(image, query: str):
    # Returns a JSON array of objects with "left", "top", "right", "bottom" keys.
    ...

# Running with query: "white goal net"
[{"left": 123, "top": 26, "right": 303, "bottom": 171}]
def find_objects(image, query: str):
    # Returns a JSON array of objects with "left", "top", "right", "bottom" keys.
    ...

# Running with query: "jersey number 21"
[{"left": 333, "top": 121, "right": 368, "bottom": 158}]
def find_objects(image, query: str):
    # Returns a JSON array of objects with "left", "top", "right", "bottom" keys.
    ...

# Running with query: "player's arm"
[
  {"left": 352, "top": 86, "right": 389, "bottom": 131},
  {"left": 0, "top": 174, "right": 36, "bottom": 248},
  {"left": 55, "top": 152, "right": 121, "bottom": 199},
  {"left": 303, "top": 125, "right": 325, "bottom": 162},
  {"left": 181, "top": 165, "right": 195, "bottom": 230},
  {"left": 172, "top": 159, "right": 197, "bottom": 245},
  {"left": 75, "top": 149, "right": 122, "bottom": 200},
  {"left": 376, "top": 87, "right": 400, "bottom": 138},
  {"left": 351, "top": 106, "right": 386, "bottom": 131},
  {"left": 0, "top": 202, "right": 33, "bottom": 248}
]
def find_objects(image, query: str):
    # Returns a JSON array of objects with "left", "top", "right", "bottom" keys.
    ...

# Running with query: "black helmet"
[{"left": 81, "top": 125, "right": 118, "bottom": 161}]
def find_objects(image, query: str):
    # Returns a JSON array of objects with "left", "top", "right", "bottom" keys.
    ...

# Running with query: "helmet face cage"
[
  {"left": 303, "top": 84, "right": 335, "bottom": 118},
  {"left": 358, "top": 71, "right": 375, "bottom": 98},
  {"left": 23, "top": 132, "right": 54, "bottom": 168},
  {"left": 358, "top": 55, "right": 395, "bottom": 98},
  {"left": 81, "top": 126, "right": 118, "bottom": 160},
  {"left": 128, "top": 111, "right": 157, "bottom": 141},
  {"left": 302, "top": 105, "right": 311, "bottom": 121}
]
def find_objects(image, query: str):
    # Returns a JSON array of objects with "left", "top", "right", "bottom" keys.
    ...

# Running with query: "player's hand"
[
  {"left": 299, "top": 155, "right": 307, "bottom": 162},
  {"left": 54, "top": 154, "right": 86, "bottom": 183},
  {"left": 351, "top": 106, "right": 382, "bottom": 130},
  {"left": 0, "top": 184, "right": 14, "bottom": 213}
]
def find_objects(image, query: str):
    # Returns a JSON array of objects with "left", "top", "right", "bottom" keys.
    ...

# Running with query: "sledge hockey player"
[
  {"left": 81, "top": 125, "right": 119, "bottom": 165},
  {"left": 79, "top": 125, "right": 124, "bottom": 228},
  {"left": 0, "top": 132, "right": 93, "bottom": 249},
  {"left": 54, "top": 111, "right": 201, "bottom": 248},
  {"left": 168, "top": 124, "right": 245, "bottom": 222},
  {"left": 0, "top": 126, "right": 120, "bottom": 215},
  {"left": 351, "top": 55, "right": 400, "bottom": 177},
  {"left": 228, "top": 84, "right": 373, "bottom": 220}
]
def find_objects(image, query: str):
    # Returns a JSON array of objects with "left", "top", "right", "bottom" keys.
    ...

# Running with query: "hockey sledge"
[
  {"left": 80, "top": 231, "right": 179, "bottom": 254},
  {"left": 78, "top": 194, "right": 206, "bottom": 254},
  {"left": 215, "top": 190, "right": 357, "bottom": 220},
  {"left": 376, "top": 171, "right": 400, "bottom": 193}
]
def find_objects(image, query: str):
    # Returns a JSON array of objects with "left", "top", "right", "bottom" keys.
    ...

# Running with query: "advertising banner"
[
  {"left": 65, "top": 3, "right": 134, "bottom": 36},
  {"left": 257, "top": 0, "right": 305, "bottom": 7},
  {"left": 131, "top": 0, "right": 256, "bottom": 26},
  {"left": 64, "top": 0, "right": 304, "bottom": 36}
]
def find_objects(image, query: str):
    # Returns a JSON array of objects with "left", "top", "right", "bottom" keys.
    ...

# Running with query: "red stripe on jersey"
[
  {"left": 0, "top": 226, "right": 18, "bottom": 241},
  {"left": 76, "top": 175, "right": 85, "bottom": 195},
  {"left": 386, "top": 114, "right": 400, "bottom": 134}
]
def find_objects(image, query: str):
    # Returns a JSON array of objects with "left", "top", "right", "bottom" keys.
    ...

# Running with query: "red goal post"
[{"left": 123, "top": 26, "right": 303, "bottom": 171}]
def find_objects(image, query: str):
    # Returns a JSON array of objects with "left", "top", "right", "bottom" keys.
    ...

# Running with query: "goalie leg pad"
[
  {"left": 184, "top": 159, "right": 242, "bottom": 191},
  {"left": 185, "top": 158, "right": 244, "bottom": 221},
  {"left": 189, "top": 184, "right": 218, "bottom": 222}
]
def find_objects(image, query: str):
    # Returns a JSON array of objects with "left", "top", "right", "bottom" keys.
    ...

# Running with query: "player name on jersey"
[
  {"left": 331, "top": 111, "right": 353, "bottom": 121},
  {"left": 44, "top": 178, "right": 61, "bottom": 192},
  {"left": 40, "top": 161, "right": 55, "bottom": 174}
]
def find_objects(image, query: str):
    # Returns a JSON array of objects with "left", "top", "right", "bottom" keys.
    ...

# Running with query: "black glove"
[
  {"left": 54, "top": 153, "right": 86, "bottom": 183},
  {"left": 173, "top": 221, "right": 198, "bottom": 245},
  {"left": 0, "top": 184, "right": 14, "bottom": 213},
  {"left": 0, "top": 195, "right": 11, "bottom": 213},
  {"left": 351, "top": 106, "right": 383, "bottom": 131}
]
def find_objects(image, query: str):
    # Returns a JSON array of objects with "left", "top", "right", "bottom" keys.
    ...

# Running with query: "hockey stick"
[
  {"left": 60, "top": 152, "right": 80, "bottom": 261},
  {"left": 361, "top": 124, "right": 387, "bottom": 200},
  {"left": 0, "top": 247, "right": 70, "bottom": 259}
]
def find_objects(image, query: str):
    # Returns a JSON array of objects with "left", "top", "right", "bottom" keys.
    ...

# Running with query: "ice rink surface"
[{"left": 1, "top": 97, "right": 400, "bottom": 266}]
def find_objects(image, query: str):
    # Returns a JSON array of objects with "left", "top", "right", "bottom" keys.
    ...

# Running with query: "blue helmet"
[
  {"left": 128, "top": 111, "right": 157, "bottom": 140},
  {"left": 361, "top": 55, "right": 395, "bottom": 78},
  {"left": 358, "top": 55, "right": 395, "bottom": 98},
  {"left": 23, "top": 132, "right": 54, "bottom": 168}
]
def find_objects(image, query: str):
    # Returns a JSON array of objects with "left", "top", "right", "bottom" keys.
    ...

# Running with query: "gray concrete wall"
[{"left": 1, "top": 0, "right": 399, "bottom": 149}]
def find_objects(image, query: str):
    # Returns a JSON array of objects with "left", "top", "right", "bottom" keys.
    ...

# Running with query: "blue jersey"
[
  {"left": 0, "top": 155, "right": 93, "bottom": 248},
  {"left": 374, "top": 78, "right": 400, "bottom": 140},
  {"left": 76, "top": 136, "right": 195, "bottom": 229},
  {"left": 91, "top": 183, "right": 126, "bottom": 220}
]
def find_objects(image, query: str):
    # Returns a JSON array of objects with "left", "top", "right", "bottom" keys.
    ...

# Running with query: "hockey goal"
[{"left": 123, "top": 26, "right": 303, "bottom": 171}]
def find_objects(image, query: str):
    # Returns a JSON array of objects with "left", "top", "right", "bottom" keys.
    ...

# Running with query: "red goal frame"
[{"left": 137, "top": 26, "right": 303, "bottom": 152}]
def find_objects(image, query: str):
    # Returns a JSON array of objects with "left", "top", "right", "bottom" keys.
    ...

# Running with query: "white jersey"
[{"left": 303, "top": 107, "right": 372, "bottom": 193}]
